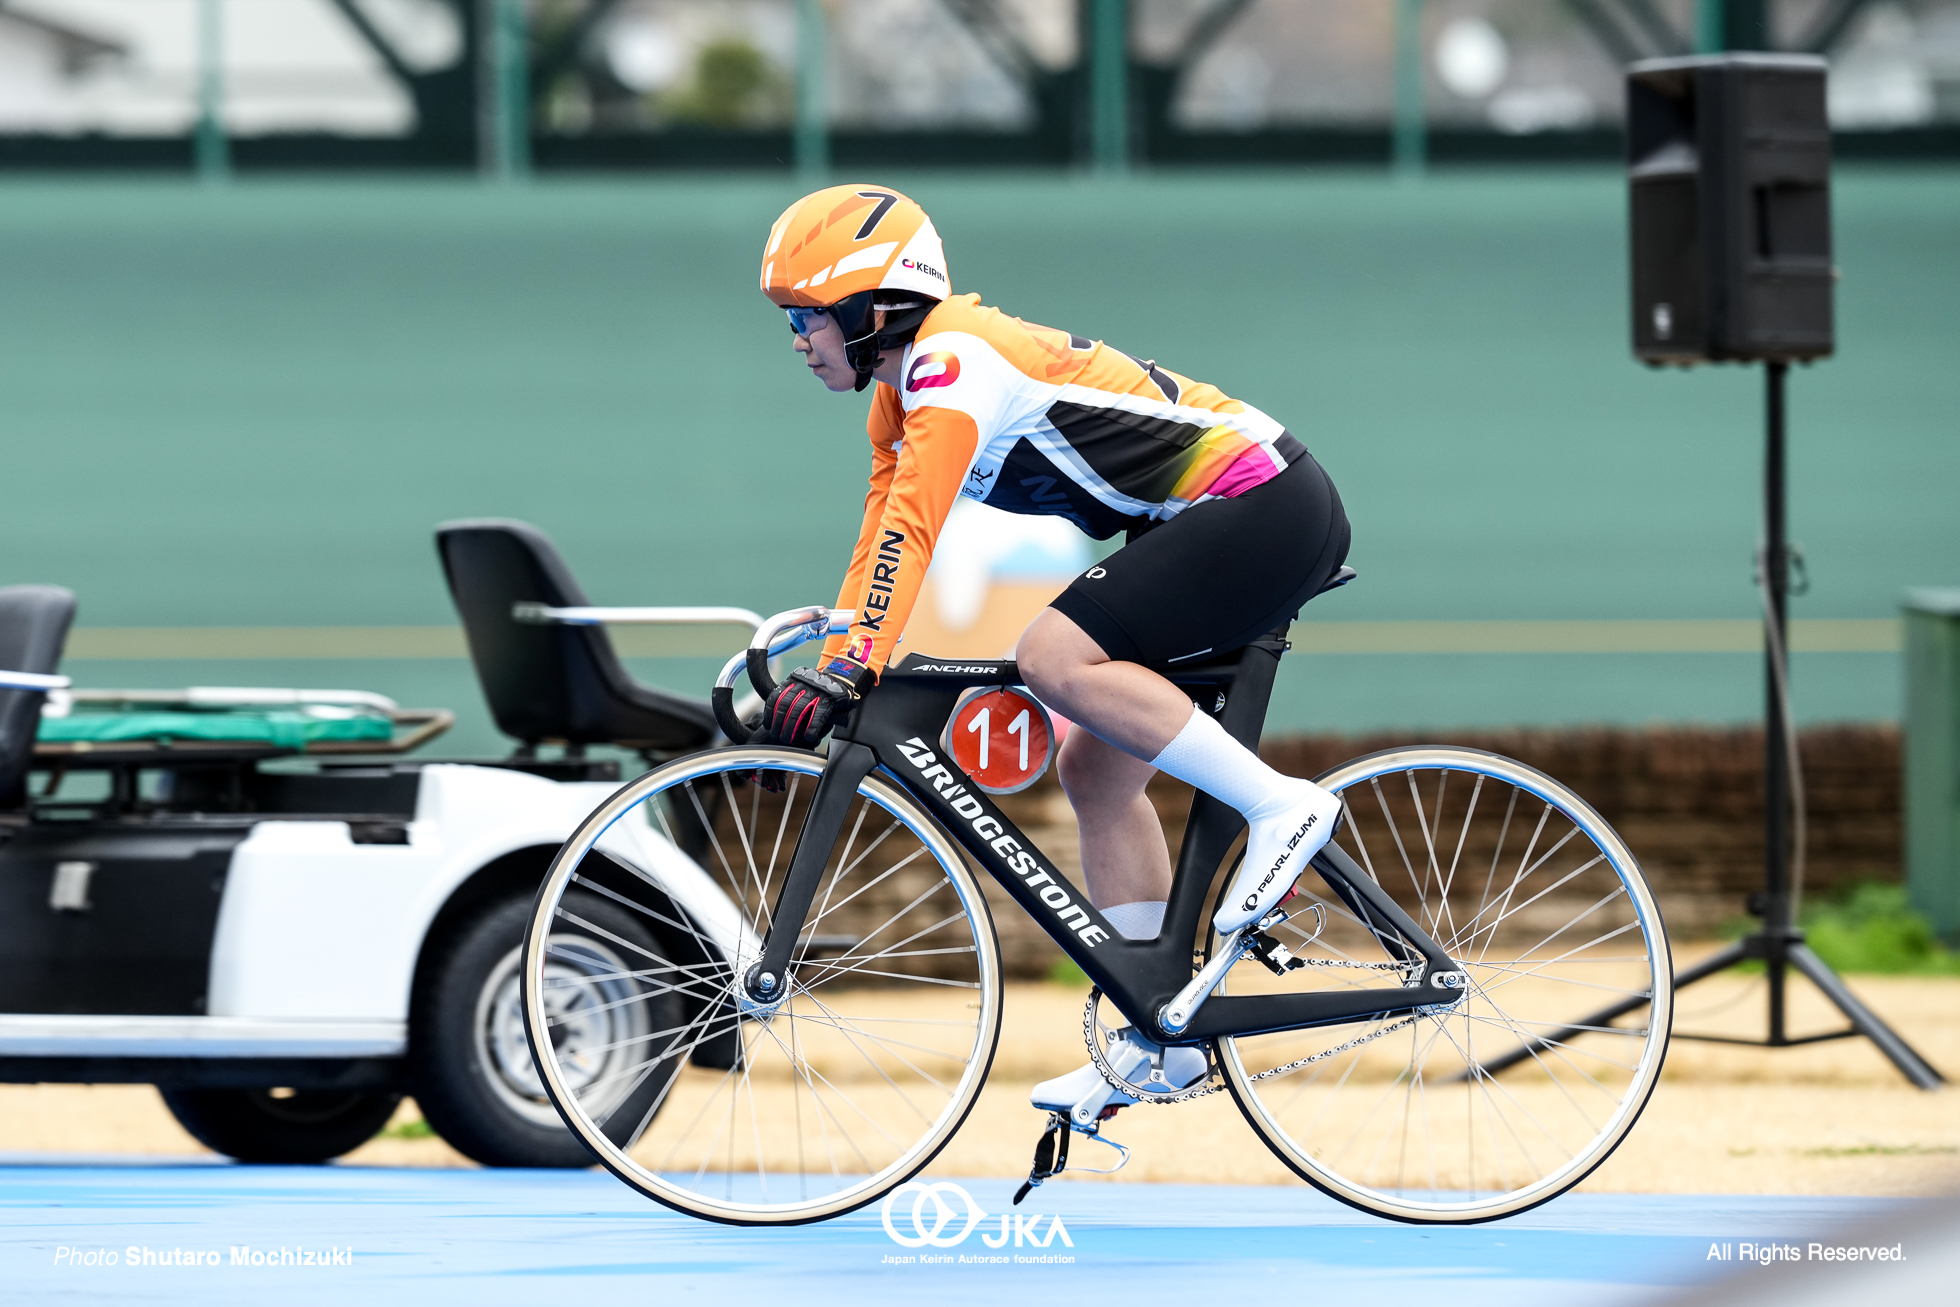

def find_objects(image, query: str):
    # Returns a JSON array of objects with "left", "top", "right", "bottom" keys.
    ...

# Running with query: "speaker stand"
[
  {"left": 1668, "top": 362, "right": 1943, "bottom": 1085},
  {"left": 1496, "top": 363, "right": 1945, "bottom": 1088}
]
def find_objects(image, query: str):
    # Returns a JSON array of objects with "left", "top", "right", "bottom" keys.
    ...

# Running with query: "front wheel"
[
  {"left": 522, "top": 745, "right": 1004, "bottom": 1225},
  {"left": 1214, "top": 746, "right": 1673, "bottom": 1223}
]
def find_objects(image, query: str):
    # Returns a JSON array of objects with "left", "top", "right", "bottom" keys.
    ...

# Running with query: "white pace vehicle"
[{"left": 0, "top": 520, "right": 775, "bottom": 1166}]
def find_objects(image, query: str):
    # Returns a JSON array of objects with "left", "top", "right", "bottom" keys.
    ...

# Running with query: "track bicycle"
[{"left": 520, "top": 576, "right": 1673, "bottom": 1226}]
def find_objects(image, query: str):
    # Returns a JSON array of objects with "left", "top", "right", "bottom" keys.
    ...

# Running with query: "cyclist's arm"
[
  {"left": 820, "top": 387, "right": 904, "bottom": 665},
  {"left": 826, "top": 398, "right": 979, "bottom": 677}
]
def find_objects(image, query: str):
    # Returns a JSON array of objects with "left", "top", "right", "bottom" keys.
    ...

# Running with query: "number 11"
[{"left": 968, "top": 703, "right": 1033, "bottom": 772}]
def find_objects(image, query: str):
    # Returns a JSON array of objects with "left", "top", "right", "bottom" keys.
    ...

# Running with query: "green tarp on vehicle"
[{"left": 39, "top": 710, "right": 394, "bottom": 749}]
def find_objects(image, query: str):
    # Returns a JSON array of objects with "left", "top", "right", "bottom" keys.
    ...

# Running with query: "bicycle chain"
[
  {"left": 1082, "top": 956, "right": 1429, "bottom": 1105},
  {"left": 1243, "top": 1014, "right": 1424, "bottom": 1085},
  {"left": 1280, "top": 958, "right": 1417, "bottom": 971}
]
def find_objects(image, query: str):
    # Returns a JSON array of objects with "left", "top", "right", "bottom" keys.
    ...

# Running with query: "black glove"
[{"left": 760, "top": 661, "right": 873, "bottom": 749}]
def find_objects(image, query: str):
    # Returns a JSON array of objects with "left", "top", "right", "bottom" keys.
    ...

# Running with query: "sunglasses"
[
  {"left": 783, "top": 296, "right": 923, "bottom": 338},
  {"left": 783, "top": 305, "right": 831, "bottom": 335}
]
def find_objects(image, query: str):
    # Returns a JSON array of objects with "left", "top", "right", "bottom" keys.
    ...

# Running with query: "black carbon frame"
[{"left": 742, "top": 636, "right": 1462, "bottom": 1044}]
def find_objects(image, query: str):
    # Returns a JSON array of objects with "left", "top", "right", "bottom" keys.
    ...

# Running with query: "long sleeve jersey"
[{"left": 823, "top": 293, "right": 1305, "bottom": 675}]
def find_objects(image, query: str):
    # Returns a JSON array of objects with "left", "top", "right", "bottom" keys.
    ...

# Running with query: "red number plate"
[{"left": 944, "top": 688, "right": 1054, "bottom": 795}]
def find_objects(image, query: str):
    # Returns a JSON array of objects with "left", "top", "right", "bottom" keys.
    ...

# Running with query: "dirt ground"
[{"left": 4, "top": 945, "right": 1955, "bottom": 1197}]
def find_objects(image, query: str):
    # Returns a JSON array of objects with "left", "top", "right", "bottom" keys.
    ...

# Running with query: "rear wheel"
[
  {"left": 160, "top": 1087, "right": 401, "bottom": 1164},
  {"left": 1215, "top": 746, "right": 1672, "bottom": 1223},
  {"left": 523, "top": 746, "right": 1003, "bottom": 1225}
]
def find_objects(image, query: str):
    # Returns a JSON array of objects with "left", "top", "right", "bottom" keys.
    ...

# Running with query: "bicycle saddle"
[{"left": 1315, "top": 565, "right": 1357, "bottom": 597}]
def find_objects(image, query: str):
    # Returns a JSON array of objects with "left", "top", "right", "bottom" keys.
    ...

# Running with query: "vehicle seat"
[
  {"left": 436, "top": 520, "right": 717, "bottom": 756},
  {"left": 0, "top": 585, "right": 77, "bottom": 808}
]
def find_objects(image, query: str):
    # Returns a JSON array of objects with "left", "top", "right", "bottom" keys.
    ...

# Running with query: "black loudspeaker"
[{"left": 1628, "top": 54, "right": 1834, "bottom": 365}]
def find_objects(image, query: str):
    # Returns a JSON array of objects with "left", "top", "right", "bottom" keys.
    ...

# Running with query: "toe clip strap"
[
  {"left": 1012, "top": 1110, "right": 1132, "bottom": 1205},
  {"left": 1012, "top": 1113, "right": 1072, "bottom": 1206}
]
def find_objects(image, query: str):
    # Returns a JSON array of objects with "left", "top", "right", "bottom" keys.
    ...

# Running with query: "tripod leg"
[
  {"left": 1460, "top": 941, "right": 1753, "bottom": 1082},
  {"left": 1786, "top": 944, "right": 1946, "bottom": 1090},
  {"left": 1671, "top": 940, "right": 1751, "bottom": 989},
  {"left": 1461, "top": 988, "right": 1661, "bottom": 1080}
]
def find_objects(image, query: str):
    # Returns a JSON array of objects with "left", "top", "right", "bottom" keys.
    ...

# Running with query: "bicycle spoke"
[
  {"left": 797, "top": 990, "right": 951, "bottom": 1111},
  {"left": 1404, "top": 768, "right": 1445, "bottom": 939},
  {"left": 1448, "top": 1011, "right": 1644, "bottom": 1073},
  {"left": 1339, "top": 793, "right": 1383, "bottom": 886},
  {"left": 1438, "top": 773, "right": 1482, "bottom": 947}
]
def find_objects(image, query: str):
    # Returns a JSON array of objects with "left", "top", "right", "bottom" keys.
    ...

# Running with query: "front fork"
[{"left": 738, "top": 741, "right": 878, "bottom": 1007}]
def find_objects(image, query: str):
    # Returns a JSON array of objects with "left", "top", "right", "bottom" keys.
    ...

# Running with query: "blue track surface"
[{"left": 0, "top": 1159, "right": 1902, "bottom": 1305}]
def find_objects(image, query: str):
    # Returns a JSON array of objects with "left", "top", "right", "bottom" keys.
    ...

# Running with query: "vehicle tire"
[
  {"left": 523, "top": 745, "right": 1003, "bottom": 1225},
  {"left": 410, "top": 891, "right": 686, "bottom": 1168},
  {"left": 1212, "top": 746, "right": 1673, "bottom": 1224},
  {"left": 159, "top": 1087, "right": 402, "bottom": 1164}
]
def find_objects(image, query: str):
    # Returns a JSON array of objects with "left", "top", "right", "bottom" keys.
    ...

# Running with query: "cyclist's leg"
[
  {"left": 1031, "top": 715, "right": 1208, "bottom": 1119},
  {"left": 1021, "top": 608, "right": 1338, "bottom": 935},
  {"left": 1016, "top": 610, "right": 1182, "bottom": 932},
  {"left": 1020, "top": 453, "right": 1354, "bottom": 935},
  {"left": 1053, "top": 725, "right": 1171, "bottom": 916},
  {"left": 1015, "top": 619, "right": 1266, "bottom": 1120}
]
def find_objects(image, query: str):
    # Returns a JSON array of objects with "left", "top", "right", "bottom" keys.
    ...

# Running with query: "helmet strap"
[
  {"left": 849, "top": 299, "right": 937, "bottom": 389},
  {"left": 826, "top": 290, "right": 936, "bottom": 389}
]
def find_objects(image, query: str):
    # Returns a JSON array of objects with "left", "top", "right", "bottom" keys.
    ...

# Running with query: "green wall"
[{"left": 2, "top": 170, "right": 1955, "bottom": 754}]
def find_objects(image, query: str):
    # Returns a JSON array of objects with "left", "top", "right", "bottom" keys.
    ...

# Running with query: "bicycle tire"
[
  {"left": 522, "top": 745, "right": 1004, "bottom": 1225},
  {"left": 1215, "top": 746, "right": 1673, "bottom": 1223}
]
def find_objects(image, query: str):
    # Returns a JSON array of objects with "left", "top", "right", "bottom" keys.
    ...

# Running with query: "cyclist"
[{"left": 756, "top": 185, "right": 1351, "bottom": 1124}]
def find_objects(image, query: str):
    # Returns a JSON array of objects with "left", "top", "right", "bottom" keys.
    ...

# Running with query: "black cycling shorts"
[{"left": 1048, "top": 442, "right": 1350, "bottom": 668}]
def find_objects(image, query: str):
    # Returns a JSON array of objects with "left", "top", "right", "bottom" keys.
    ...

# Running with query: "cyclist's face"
[{"left": 791, "top": 308, "right": 857, "bottom": 393}]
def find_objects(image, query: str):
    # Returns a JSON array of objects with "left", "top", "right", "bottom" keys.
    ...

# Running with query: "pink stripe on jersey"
[{"left": 1204, "top": 447, "right": 1283, "bottom": 499}]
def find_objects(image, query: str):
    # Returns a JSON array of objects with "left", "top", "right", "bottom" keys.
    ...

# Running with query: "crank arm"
[{"left": 1157, "top": 909, "right": 1289, "bottom": 1036}]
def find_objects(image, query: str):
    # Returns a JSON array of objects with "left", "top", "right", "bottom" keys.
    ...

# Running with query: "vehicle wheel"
[
  {"left": 524, "top": 746, "right": 1004, "bottom": 1225},
  {"left": 1213, "top": 746, "right": 1673, "bottom": 1224},
  {"left": 410, "top": 891, "right": 684, "bottom": 1167},
  {"left": 159, "top": 1087, "right": 402, "bottom": 1164}
]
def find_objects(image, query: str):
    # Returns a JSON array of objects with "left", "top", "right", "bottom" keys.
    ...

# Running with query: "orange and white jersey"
[{"left": 825, "top": 293, "right": 1306, "bottom": 675}]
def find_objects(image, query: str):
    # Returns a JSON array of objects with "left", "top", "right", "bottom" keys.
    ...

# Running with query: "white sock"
[
  {"left": 1149, "top": 704, "right": 1317, "bottom": 820},
  {"left": 1101, "top": 900, "right": 1166, "bottom": 941}
]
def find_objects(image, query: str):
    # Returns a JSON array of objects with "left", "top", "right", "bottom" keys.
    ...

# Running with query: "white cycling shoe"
[
  {"left": 1211, "top": 782, "right": 1344, "bottom": 936},
  {"left": 1031, "top": 1029, "right": 1208, "bottom": 1130}
]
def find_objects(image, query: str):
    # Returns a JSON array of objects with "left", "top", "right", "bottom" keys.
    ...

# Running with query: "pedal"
[
  {"left": 1248, "top": 929, "right": 1307, "bottom": 976},
  {"left": 1012, "top": 1113, "right": 1072, "bottom": 1206}
]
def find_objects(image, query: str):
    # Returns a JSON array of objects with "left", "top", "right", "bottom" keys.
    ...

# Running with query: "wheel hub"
[
  {"left": 478, "top": 938, "right": 648, "bottom": 1127},
  {"left": 734, "top": 964, "right": 789, "bottom": 1020}
]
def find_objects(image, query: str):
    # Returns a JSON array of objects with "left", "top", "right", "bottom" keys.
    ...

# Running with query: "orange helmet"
[
  {"left": 760, "top": 186, "right": 950, "bottom": 391},
  {"left": 760, "top": 184, "right": 949, "bottom": 308}
]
